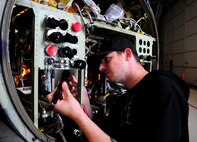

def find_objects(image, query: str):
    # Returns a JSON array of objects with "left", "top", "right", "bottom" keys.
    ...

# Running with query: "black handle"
[{"left": 52, "top": 70, "right": 71, "bottom": 104}]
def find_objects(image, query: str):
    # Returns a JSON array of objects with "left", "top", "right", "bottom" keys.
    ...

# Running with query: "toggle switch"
[
  {"left": 71, "top": 59, "right": 86, "bottom": 69},
  {"left": 59, "top": 19, "right": 68, "bottom": 30},
  {"left": 45, "top": 16, "right": 68, "bottom": 30},
  {"left": 45, "top": 17, "right": 59, "bottom": 29},
  {"left": 58, "top": 46, "right": 75, "bottom": 59},
  {"left": 63, "top": 33, "right": 78, "bottom": 44},
  {"left": 46, "top": 29, "right": 63, "bottom": 43}
]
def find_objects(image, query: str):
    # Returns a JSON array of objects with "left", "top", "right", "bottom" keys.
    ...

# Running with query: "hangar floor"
[{"left": 188, "top": 88, "right": 197, "bottom": 142}]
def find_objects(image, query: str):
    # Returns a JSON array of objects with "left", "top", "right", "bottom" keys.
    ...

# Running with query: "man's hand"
[{"left": 46, "top": 81, "right": 82, "bottom": 120}]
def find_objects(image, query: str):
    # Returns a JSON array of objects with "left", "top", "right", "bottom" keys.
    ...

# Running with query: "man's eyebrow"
[{"left": 103, "top": 56, "right": 112, "bottom": 60}]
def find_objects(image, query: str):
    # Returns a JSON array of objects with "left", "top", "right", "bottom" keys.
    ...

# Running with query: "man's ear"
[{"left": 124, "top": 48, "right": 132, "bottom": 61}]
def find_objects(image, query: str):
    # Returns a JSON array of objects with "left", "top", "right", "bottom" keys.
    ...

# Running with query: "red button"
[
  {"left": 46, "top": 45, "right": 58, "bottom": 56},
  {"left": 72, "top": 22, "right": 82, "bottom": 32}
]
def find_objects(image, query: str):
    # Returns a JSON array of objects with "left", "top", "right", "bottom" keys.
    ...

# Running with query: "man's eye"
[{"left": 104, "top": 57, "right": 111, "bottom": 63}]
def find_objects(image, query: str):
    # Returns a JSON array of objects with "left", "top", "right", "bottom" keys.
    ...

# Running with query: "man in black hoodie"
[
  {"left": 100, "top": 69, "right": 189, "bottom": 142},
  {"left": 46, "top": 37, "right": 189, "bottom": 142}
]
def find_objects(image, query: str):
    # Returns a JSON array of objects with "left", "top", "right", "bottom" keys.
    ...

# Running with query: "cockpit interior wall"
[{"left": 0, "top": 0, "right": 158, "bottom": 141}]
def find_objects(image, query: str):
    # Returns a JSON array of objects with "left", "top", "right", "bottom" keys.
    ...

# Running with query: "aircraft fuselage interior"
[{"left": 0, "top": 0, "right": 158, "bottom": 141}]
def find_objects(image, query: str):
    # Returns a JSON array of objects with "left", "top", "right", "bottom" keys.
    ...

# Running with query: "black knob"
[
  {"left": 59, "top": 47, "right": 74, "bottom": 59},
  {"left": 146, "top": 55, "right": 152, "bottom": 61},
  {"left": 45, "top": 17, "right": 59, "bottom": 29},
  {"left": 63, "top": 33, "right": 78, "bottom": 44},
  {"left": 72, "top": 49, "right": 77, "bottom": 55},
  {"left": 46, "top": 58, "right": 55, "bottom": 65},
  {"left": 72, "top": 59, "right": 86, "bottom": 69},
  {"left": 45, "top": 16, "right": 68, "bottom": 31},
  {"left": 139, "top": 55, "right": 144, "bottom": 59},
  {"left": 59, "top": 19, "right": 68, "bottom": 30},
  {"left": 47, "top": 29, "right": 63, "bottom": 43}
]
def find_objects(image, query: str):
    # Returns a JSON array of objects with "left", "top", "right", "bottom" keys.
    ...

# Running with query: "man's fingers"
[
  {"left": 69, "top": 75, "right": 78, "bottom": 84},
  {"left": 62, "top": 81, "right": 72, "bottom": 97},
  {"left": 46, "top": 90, "right": 56, "bottom": 103}
]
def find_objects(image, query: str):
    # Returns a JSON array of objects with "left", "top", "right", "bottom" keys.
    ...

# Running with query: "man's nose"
[{"left": 99, "top": 63, "right": 105, "bottom": 72}]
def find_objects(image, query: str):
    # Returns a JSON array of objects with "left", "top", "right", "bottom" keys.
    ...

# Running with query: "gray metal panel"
[{"left": 30, "top": 1, "right": 86, "bottom": 69}]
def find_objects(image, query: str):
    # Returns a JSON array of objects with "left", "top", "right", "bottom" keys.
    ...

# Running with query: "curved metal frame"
[
  {"left": 0, "top": 0, "right": 49, "bottom": 141},
  {"left": 0, "top": 0, "right": 159, "bottom": 141},
  {"left": 139, "top": 0, "right": 160, "bottom": 69}
]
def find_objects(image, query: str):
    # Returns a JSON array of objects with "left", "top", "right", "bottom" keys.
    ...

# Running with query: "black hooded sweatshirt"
[{"left": 102, "top": 70, "right": 190, "bottom": 142}]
